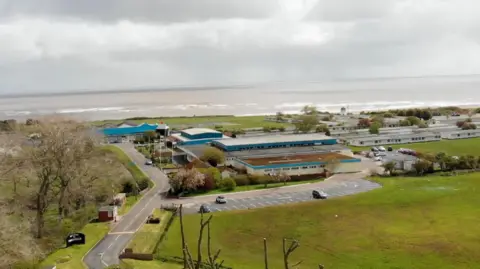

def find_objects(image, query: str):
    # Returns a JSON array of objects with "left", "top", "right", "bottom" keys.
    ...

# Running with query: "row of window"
[
  {"left": 358, "top": 136, "right": 440, "bottom": 145},
  {"left": 263, "top": 165, "right": 326, "bottom": 172}
]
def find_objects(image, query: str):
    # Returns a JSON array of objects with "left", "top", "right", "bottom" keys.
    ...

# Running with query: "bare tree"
[
  {"left": 282, "top": 238, "right": 303, "bottom": 269},
  {"left": 325, "top": 158, "right": 340, "bottom": 175},
  {"left": 178, "top": 204, "right": 223, "bottom": 269}
]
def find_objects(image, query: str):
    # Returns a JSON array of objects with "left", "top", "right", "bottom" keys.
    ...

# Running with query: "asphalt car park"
[{"left": 182, "top": 179, "right": 381, "bottom": 214}]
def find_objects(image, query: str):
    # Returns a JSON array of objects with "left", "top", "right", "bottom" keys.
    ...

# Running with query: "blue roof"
[{"left": 102, "top": 123, "right": 158, "bottom": 136}]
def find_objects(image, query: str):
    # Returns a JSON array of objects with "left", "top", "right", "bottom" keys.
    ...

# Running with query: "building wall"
[
  {"left": 177, "top": 137, "right": 224, "bottom": 146},
  {"left": 181, "top": 131, "right": 222, "bottom": 140},
  {"left": 442, "top": 131, "right": 480, "bottom": 140},
  {"left": 350, "top": 134, "right": 441, "bottom": 146}
]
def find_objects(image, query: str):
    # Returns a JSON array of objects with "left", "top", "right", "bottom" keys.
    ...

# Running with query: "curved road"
[
  {"left": 84, "top": 144, "right": 381, "bottom": 268},
  {"left": 84, "top": 143, "right": 171, "bottom": 269}
]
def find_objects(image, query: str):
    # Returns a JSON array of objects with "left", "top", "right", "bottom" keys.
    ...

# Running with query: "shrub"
[
  {"left": 233, "top": 175, "right": 249, "bottom": 186},
  {"left": 202, "top": 175, "right": 216, "bottom": 191},
  {"left": 247, "top": 174, "right": 262, "bottom": 185},
  {"left": 138, "top": 178, "right": 150, "bottom": 191},
  {"left": 221, "top": 177, "right": 236, "bottom": 191},
  {"left": 278, "top": 126, "right": 286, "bottom": 132}
]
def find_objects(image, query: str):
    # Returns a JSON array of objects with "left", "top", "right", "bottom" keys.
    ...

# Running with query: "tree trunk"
[
  {"left": 263, "top": 238, "right": 269, "bottom": 269},
  {"left": 35, "top": 197, "right": 44, "bottom": 239}
]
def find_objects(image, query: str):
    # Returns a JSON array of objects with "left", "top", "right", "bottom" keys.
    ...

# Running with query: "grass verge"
[
  {"left": 127, "top": 209, "right": 173, "bottom": 254},
  {"left": 103, "top": 145, "right": 152, "bottom": 187},
  {"left": 186, "top": 179, "right": 323, "bottom": 197},
  {"left": 350, "top": 137, "right": 480, "bottom": 156},
  {"left": 159, "top": 173, "right": 480, "bottom": 269},
  {"left": 40, "top": 223, "right": 109, "bottom": 269}
]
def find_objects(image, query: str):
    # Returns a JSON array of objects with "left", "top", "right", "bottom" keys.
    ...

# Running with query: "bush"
[
  {"left": 221, "top": 177, "right": 236, "bottom": 191},
  {"left": 138, "top": 178, "right": 150, "bottom": 191},
  {"left": 247, "top": 174, "right": 263, "bottom": 185},
  {"left": 233, "top": 175, "right": 249, "bottom": 186},
  {"left": 202, "top": 175, "right": 216, "bottom": 190}
]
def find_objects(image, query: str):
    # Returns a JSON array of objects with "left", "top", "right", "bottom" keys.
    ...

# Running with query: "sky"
[{"left": 1, "top": 0, "right": 480, "bottom": 93}]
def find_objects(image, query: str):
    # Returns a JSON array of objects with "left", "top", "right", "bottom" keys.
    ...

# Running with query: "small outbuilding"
[{"left": 98, "top": 206, "right": 118, "bottom": 222}]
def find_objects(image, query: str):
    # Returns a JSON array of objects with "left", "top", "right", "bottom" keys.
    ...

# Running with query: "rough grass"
[
  {"left": 40, "top": 223, "right": 109, "bottom": 269},
  {"left": 102, "top": 145, "right": 153, "bottom": 188},
  {"left": 158, "top": 174, "right": 480, "bottom": 269},
  {"left": 94, "top": 115, "right": 289, "bottom": 129},
  {"left": 127, "top": 209, "right": 173, "bottom": 254},
  {"left": 350, "top": 137, "right": 480, "bottom": 156},
  {"left": 118, "top": 195, "right": 140, "bottom": 215}
]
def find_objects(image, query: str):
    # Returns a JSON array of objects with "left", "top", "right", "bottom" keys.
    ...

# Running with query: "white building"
[
  {"left": 441, "top": 129, "right": 480, "bottom": 140},
  {"left": 349, "top": 132, "right": 441, "bottom": 146}
]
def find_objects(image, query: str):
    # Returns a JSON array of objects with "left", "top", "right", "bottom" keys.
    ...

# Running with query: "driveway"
[
  {"left": 84, "top": 143, "right": 170, "bottom": 269},
  {"left": 180, "top": 177, "right": 381, "bottom": 214}
]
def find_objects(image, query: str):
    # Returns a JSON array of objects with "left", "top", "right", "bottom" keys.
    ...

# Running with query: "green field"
[
  {"left": 94, "top": 115, "right": 289, "bottom": 129},
  {"left": 158, "top": 174, "right": 480, "bottom": 269},
  {"left": 40, "top": 223, "right": 109, "bottom": 269},
  {"left": 121, "top": 259, "right": 182, "bottom": 269},
  {"left": 127, "top": 209, "right": 173, "bottom": 254},
  {"left": 350, "top": 137, "right": 480, "bottom": 156}
]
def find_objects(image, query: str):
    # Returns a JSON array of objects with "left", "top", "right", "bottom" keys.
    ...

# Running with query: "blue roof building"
[
  {"left": 170, "top": 128, "right": 229, "bottom": 146},
  {"left": 102, "top": 123, "right": 159, "bottom": 136}
]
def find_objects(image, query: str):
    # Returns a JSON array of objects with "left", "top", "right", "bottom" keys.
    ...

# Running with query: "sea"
[{"left": 2, "top": 75, "right": 480, "bottom": 121}]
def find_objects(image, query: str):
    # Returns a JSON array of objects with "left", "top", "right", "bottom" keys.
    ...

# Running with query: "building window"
[
  {"left": 264, "top": 169, "right": 272, "bottom": 172},
  {"left": 291, "top": 167, "right": 299, "bottom": 170},
  {"left": 302, "top": 166, "right": 308, "bottom": 169},
  {"left": 283, "top": 168, "right": 290, "bottom": 170},
  {"left": 309, "top": 166, "right": 316, "bottom": 168},
  {"left": 360, "top": 141, "right": 364, "bottom": 145}
]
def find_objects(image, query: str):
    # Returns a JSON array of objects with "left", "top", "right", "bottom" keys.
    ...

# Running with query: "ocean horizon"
[{"left": 2, "top": 75, "right": 480, "bottom": 121}]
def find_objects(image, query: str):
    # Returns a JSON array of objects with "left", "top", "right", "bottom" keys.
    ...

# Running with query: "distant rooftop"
[
  {"left": 241, "top": 152, "right": 355, "bottom": 166},
  {"left": 349, "top": 132, "right": 440, "bottom": 142},
  {"left": 181, "top": 128, "right": 221, "bottom": 136},
  {"left": 214, "top": 134, "right": 334, "bottom": 147}
]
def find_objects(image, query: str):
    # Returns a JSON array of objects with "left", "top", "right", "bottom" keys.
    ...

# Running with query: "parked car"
[
  {"left": 371, "top": 147, "right": 379, "bottom": 152},
  {"left": 145, "top": 160, "right": 153, "bottom": 165},
  {"left": 377, "top": 151, "right": 387, "bottom": 157},
  {"left": 374, "top": 156, "right": 382, "bottom": 161},
  {"left": 199, "top": 204, "right": 211, "bottom": 213},
  {"left": 387, "top": 146, "right": 393, "bottom": 151},
  {"left": 378, "top": 146, "right": 386, "bottom": 152},
  {"left": 312, "top": 190, "right": 328, "bottom": 199},
  {"left": 215, "top": 196, "right": 227, "bottom": 204}
]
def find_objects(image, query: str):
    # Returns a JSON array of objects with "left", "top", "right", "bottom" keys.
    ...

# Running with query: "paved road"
[
  {"left": 84, "top": 143, "right": 171, "bottom": 269},
  {"left": 84, "top": 144, "right": 382, "bottom": 268},
  {"left": 180, "top": 178, "right": 380, "bottom": 214}
]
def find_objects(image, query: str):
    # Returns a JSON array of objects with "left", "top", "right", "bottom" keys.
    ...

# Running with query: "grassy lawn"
[
  {"left": 121, "top": 259, "right": 182, "bottom": 269},
  {"left": 127, "top": 209, "right": 173, "bottom": 254},
  {"left": 350, "top": 137, "right": 480, "bottom": 156},
  {"left": 94, "top": 115, "right": 290, "bottom": 129},
  {"left": 40, "top": 223, "right": 109, "bottom": 269},
  {"left": 158, "top": 173, "right": 480, "bottom": 269},
  {"left": 187, "top": 179, "right": 323, "bottom": 197}
]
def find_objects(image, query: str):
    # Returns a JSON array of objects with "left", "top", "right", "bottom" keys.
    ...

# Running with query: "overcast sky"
[{"left": 1, "top": 0, "right": 480, "bottom": 93}]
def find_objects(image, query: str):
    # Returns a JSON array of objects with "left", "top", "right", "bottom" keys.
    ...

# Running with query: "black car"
[
  {"left": 215, "top": 196, "right": 227, "bottom": 204},
  {"left": 387, "top": 146, "right": 393, "bottom": 151},
  {"left": 312, "top": 190, "right": 328, "bottom": 199},
  {"left": 199, "top": 204, "right": 211, "bottom": 213}
]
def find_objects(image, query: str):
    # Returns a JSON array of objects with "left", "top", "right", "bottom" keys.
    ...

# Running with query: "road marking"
[{"left": 108, "top": 232, "right": 135, "bottom": 235}]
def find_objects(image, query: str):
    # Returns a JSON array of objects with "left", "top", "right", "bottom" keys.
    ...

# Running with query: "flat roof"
[
  {"left": 214, "top": 134, "right": 334, "bottom": 147},
  {"left": 171, "top": 133, "right": 229, "bottom": 142},
  {"left": 241, "top": 152, "right": 355, "bottom": 166},
  {"left": 179, "top": 144, "right": 350, "bottom": 159},
  {"left": 181, "top": 128, "right": 221, "bottom": 136}
]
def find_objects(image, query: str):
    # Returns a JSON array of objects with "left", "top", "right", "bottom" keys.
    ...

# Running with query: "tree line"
[{"left": 0, "top": 117, "right": 135, "bottom": 268}]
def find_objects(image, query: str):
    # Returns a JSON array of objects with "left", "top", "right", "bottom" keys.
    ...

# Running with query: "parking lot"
[{"left": 182, "top": 179, "right": 381, "bottom": 214}]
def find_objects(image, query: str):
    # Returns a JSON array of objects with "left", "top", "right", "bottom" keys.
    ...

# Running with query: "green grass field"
[
  {"left": 40, "top": 223, "right": 109, "bottom": 269},
  {"left": 127, "top": 209, "right": 173, "bottom": 254},
  {"left": 158, "top": 174, "right": 480, "bottom": 269},
  {"left": 350, "top": 137, "right": 480, "bottom": 156},
  {"left": 121, "top": 259, "right": 182, "bottom": 269},
  {"left": 94, "top": 115, "right": 289, "bottom": 129}
]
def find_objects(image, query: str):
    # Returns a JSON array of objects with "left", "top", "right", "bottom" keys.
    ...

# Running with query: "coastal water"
[{"left": 2, "top": 75, "right": 480, "bottom": 121}]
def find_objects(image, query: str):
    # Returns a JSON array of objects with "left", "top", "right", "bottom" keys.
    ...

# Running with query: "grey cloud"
[
  {"left": 304, "top": 0, "right": 397, "bottom": 22},
  {"left": 0, "top": 0, "right": 279, "bottom": 22}
]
